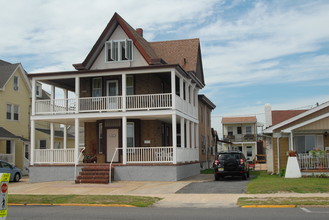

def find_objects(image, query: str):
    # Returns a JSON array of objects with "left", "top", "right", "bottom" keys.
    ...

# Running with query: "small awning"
[{"left": 0, "top": 127, "right": 29, "bottom": 142}]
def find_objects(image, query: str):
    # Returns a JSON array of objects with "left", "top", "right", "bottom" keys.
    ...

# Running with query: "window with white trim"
[
  {"left": 92, "top": 78, "right": 102, "bottom": 97},
  {"left": 294, "top": 135, "right": 324, "bottom": 153},
  {"left": 98, "top": 123, "right": 103, "bottom": 154},
  {"left": 36, "top": 83, "right": 42, "bottom": 98},
  {"left": 246, "top": 126, "right": 252, "bottom": 134},
  {"left": 106, "top": 39, "right": 133, "bottom": 62},
  {"left": 127, "top": 122, "right": 134, "bottom": 148},
  {"left": 6, "top": 104, "right": 19, "bottom": 121},
  {"left": 13, "top": 76, "right": 19, "bottom": 91},
  {"left": 39, "top": 140, "right": 47, "bottom": 149}
]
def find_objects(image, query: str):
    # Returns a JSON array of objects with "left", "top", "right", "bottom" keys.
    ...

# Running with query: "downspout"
[{"left": 277, "top": 136, "right": 281, "bottom": 174}]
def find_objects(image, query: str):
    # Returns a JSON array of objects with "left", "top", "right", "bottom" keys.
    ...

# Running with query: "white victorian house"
[{"left": 28, "top": 13, "right": 207, "bottom": 183}]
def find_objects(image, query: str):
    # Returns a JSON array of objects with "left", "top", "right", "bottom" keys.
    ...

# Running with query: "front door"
[
  {"left": 106, "top": 80, "right": 119, "bottom": 109},
  {"left": 107, "top": 129, "right": 119, "bottom": 162}
]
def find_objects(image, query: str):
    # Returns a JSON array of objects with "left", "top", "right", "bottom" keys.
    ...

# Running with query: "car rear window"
[{"left": 217, "top": 154, "right": 240, "bottom": 160}]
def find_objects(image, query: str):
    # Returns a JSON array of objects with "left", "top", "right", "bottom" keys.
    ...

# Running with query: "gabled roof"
[
  {"left": 271, "top": 110, "right": 307, "bottom": 126},
  {"left": 0, "top": 60, "right": 20, "bottom": 89},
  {"left": 198, "top": 94, "right": 216, "bottom": 109},
  {"left": 73, "top": 12, "right": 159, "bottom": 70},
  {"left": 72, "top": 13, "right": 205, "bottom": 87},
  {"left": 222, "top": 116, "right": 257, "bottom": 124},
  {"left": 0, "top": 60, "right": 31, "bottom": 92},
  {"left": 0, "top": 127, "right": 28, "bottom": 141},
  {"left": 263, "top": 101, "right": 329, "bottom": 134}
]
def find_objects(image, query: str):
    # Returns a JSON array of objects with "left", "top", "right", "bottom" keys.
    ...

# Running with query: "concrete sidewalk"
[{"left": 9, "top": 175, "right": 329, "bottom": 208}]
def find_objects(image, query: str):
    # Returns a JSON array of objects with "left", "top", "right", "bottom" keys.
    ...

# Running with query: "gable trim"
[
  {"left": 282, "top": 113, "right": 329, "bottom": 133},
  {"left": 263, "top": 101, "right": 329, "bottom": 134},
  {"left": 1, "top": 64, "right": 31, "bottom": 94}
]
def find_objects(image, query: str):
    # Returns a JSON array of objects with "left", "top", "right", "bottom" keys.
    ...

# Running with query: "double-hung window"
[
  {"left": 106, "top": 39, "right": 133, "bottom": 62},
  {"left": 13, "top": 76, "right": 19, "bottom": 91},
  {"left": 6, "top": 104, "right": 19, "bottom": 121},
  {"left": 92, "top": 78, "right": 102, "bottom": 97}
]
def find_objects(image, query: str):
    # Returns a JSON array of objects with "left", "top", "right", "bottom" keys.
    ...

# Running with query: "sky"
[{"left": 1, "top": 0, "right": 329, "bottom": 136}]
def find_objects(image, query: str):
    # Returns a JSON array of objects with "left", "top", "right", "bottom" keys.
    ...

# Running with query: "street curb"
[
  {"left": 241, "top": 205, "right": 297, "bottom": 208},
  {"left": 9, "top": 203, "right": 136, "bottom": 207}
]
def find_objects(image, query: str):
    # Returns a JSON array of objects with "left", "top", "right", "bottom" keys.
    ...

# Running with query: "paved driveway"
[{"left": 176, "top": 175, "right": 251, "bottom": 194}]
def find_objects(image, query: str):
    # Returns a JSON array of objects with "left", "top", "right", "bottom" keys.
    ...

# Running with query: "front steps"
[{"left": 75, "top": 165, "right": 114, "bottom": 184}]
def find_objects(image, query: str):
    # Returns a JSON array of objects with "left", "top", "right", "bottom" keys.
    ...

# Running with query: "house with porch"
[
  {"left": 221, "top": 116, "right": 258, "bottom": 161},
  {"left": 28, "top": 13, "right": 208, "bottom": 182},
  {"left": 263, "top": 103, "right": 329, "bottom": 174},
  {"left": 0, "top": 60, "right": 31, "bottom": 175}
]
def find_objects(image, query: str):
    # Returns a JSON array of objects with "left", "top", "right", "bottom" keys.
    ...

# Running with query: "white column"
[
  {"left": 63, "top": 88, "right": 68, "bottom": 112},
  {"left": 172, "top": 114, "right": 177, "bottom": 164},
  {"left": 31, "top": 79, "right": 36, "bottom": 115},
  {"left": 74, "top": 118, "right": 80, "bottom": 165},
  {"left": 12, "top": 140, "right": 16, "bottom": 165},
  {"left": 63, "top": 125, "right": 67, "bottom": 150},
  {"left": 122, "top": 116, "right": 127, "bottom": 164},
  {"left": 191, "top": 122, "right": 195, "bottom": 148},
  {"left": 185, "top": 83, "right": 189, "bottom": 103},
  {"left": 196, "top": 123, "right": 199, "bottom": 149},
  {"left": 122, "top": 73, "right": 126, "bottom": 112},
  {"left": 180, "top": 117, "right": 185, "bottom": 148},
  {"left": 51, "top": 85, "right": 55, "bottom": 113},
  {"left": 290, "top": 132, "right": 294, "bottom": 151},
  {"left": 186, "top": 120, "right": 190, "bottom": 148},
  {"left": 30, "top": 120, "right": 35, "bottom": 165},
  {"left": 171, "top": 70, "right": 176, "bottom": 109},
  {"left": 75, "top": 77, "right": 80, "bottom": 113},
  {"left": 50, "top": 123, "right": 54, "bottom": 150}
]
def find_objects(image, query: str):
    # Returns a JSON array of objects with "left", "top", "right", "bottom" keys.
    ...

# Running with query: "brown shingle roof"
[
  {"left": 151, "top": 39, "right": 200, "bottom": 73},
  {"left": 222, "top": 116, "right": 257, "bottom": 124},
  {"left": 271, "top": 110, "right": 307, "bottom": 126}
]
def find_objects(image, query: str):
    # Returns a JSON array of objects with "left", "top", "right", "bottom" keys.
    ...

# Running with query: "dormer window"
[{"left": 106, "top": 39, "right": 133, "bottom": 62}]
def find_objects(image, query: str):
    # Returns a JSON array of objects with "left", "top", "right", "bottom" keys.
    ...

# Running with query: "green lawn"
[
  {"left": 247, "top": 171, "right": 329, "bottom": 194},
  {"left": 238, "top": 197, "right": 329, "bottom": 206},
  {"left": 9, "top": 195, "right": 162, "bottom": 207}
]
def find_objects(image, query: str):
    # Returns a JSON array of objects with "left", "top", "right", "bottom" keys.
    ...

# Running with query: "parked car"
[
  {"left": 0, "top": 160, "right": 22, "bottom": 182},
  {"left": 213, "top": 151, "right": 250, "bottom": 181}
]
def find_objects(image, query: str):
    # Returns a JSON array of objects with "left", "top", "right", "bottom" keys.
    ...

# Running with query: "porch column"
[
  {"left": 63, "top": 88, "right": 68, "bottom": 112},
  {"left": 63, "top": 125, "right": 67, "bottom": 150},
  {"left": 74, "top": 118, "right": 80, "bottom": 165},
  {"left": 290, "top": 132, "right": 294, "bottom": 151},
  {"left": 196, "top": 123, "right": 199, "bottom": 148},
  {"left": 51, "top": 85, "right": 55, "bottom": 113},
  {"left": 30, "top": 120, "right": 35, "bottom": 165},
  {"left": 122, "top": 73, "right": 126, "bottom": 112},
  {"left": 180, "top": 117, "right": 185, "bottom": 148},
  {"left": 186, "top": 120, "right": 191, "bottom": 148},
  {"left": 172, "top": 114, "right": 177, "bottom": 164},
  {"left": 171, "top": 70, "right": 176, "bottom": 109},
  {"left": 122, "top": 116, "right": 127, "bottom": 164},
  {"left": 12, "top": 140, "right": 16, "bottom": 165},
  {"left": 75, "top": 77, "right": 80, "bottom": 113},
  {"left": 31, "top": 79, "right": 36, "bottom": 115},
  {"left": 50, "top": 123, "right": 54, "bottom": 150},
  {"left": 191, "top": 122, "right": 195, "bottom": 148}
]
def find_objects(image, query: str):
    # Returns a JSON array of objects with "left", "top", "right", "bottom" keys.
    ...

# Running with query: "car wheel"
[
  {"left": 242, "top": 172, "right": 247, "bottom": 180},
  {"left": 14, "top": 173, "right": 20, "bottom": 182},
  {"left": 214, "top": 174, "right": 221, "bottom": 181}
]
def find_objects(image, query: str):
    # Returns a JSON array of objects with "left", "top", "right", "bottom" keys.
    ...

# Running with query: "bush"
[{"left": 279, "top": 168, "right": 286, "bottom": 177}]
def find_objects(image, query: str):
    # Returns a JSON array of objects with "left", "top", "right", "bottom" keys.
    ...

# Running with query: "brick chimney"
[{"left": 136, "top": 28, "right": 143, "bottom": 37}]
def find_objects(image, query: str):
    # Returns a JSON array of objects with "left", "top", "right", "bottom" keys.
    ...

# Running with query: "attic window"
[{"left": 105, "top": 39, "right": 133, "bottom": 62}]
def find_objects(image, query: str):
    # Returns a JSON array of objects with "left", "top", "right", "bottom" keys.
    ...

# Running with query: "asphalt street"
[
  {"left": 8, "top": 206, "right": 329, "bottom": 220},
  {"left": 176, "top": 175, "right": 251, "bottom": 194}
]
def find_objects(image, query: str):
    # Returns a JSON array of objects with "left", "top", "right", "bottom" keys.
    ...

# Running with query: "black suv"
[{"left": 213, "top": 151, "right": 250, "bottom": 181}]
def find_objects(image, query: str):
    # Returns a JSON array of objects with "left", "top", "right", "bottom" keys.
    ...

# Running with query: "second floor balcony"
[
  {"left": 35, "top": 93, "right": 197, "bottom": 118},
  {"left": 223, "top": 134, "right": 256, "bottom": 142}
]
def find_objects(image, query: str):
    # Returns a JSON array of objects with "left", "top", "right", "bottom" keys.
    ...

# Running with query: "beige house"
[
  {"left": 221, "top": 116, "right": 258, "bottom": 161},
  {"left": 263, "top": 103, "right": 329, "bottom": 174},
  {"left": 0, "top": 60, "right": 31, "bottom": 174},
  {"left": 28, "top": 13, "right": 211, "bottom": 183},
  {"left": 198, "top": 94, "right": 216, "bottom": 169}
]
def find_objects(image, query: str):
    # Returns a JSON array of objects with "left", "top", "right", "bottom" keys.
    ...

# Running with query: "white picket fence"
[{"left": 297, "top": 153, "right": 329, "bottom": 170}]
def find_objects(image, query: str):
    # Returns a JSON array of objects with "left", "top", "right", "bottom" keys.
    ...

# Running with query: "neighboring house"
[
  {"left": 221, "top": 116, "right": 258, "bottom": 161},
  {"left": 0, "top": 60, "right": 31, "bottom": 175},
  {"left": 263, "top": 103, "right": 329, "bottom": 174},
  {"left": 198, "top": 94, "right": 216, "bottom": 169},
  {"left": 28, "top": 13, "right": 209, "bottom": 182}
]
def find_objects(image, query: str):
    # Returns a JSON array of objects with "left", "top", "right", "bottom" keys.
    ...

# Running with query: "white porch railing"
[
  {"left": 126, "top": 93, "right": 172, "bottom": 110},
  {"left": 80, "top": 96, "right": 122, "bottom": 112},
  {"left": 0, "top": 154, "right": 14, "bottom": 164},
  {"left": 34, "top": 148, "right": 84, "bottom": 164},
  {"left": 176, "top": 147, "right": 199, "bottom": 163},
  {"left": 297, "top": 153, "right": 329, "bottom": 170},
  {"left": 126, "top": 147, "right": 173, "bottom": 163},
  {"left": 36, "top": 98, "right": 76, "bottom": 114},
  {"left": 175, "top": 95, "right": 198, "bottom": 118}
]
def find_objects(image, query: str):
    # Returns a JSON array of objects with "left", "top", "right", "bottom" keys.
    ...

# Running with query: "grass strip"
[
  {"left": 9, "top": 195, "right": 162, "bottom": 207},
  {"left": 247, "top": 171, "right": 329, "bottom": 194},
  {"left": 238, "top": 197, "right": 329, "bottom": 206}
]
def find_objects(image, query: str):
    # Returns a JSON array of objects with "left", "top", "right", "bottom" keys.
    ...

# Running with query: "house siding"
[{"left": 272, "top": 137, "right": 289, "bottom": 174}]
